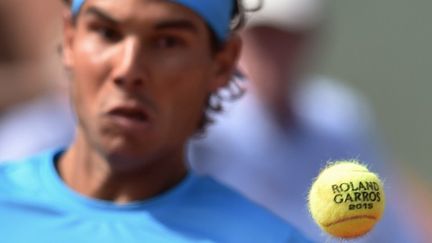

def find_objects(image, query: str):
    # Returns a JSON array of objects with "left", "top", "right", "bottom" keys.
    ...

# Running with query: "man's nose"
[{"left": 112, "top": 38, "right": 148, "bottom": 90}]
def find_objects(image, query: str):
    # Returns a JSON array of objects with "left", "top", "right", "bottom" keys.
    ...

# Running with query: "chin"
[{"left": 100, "top": 137, "right": 154, "bottom": 170}]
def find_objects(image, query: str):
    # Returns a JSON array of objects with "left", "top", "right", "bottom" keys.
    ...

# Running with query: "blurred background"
[
  {"left": 0, "top": 0, "right": 74, "bottom": 162},
  {"left": 320, "top": 0, "right": 432, "bottom": 185}
]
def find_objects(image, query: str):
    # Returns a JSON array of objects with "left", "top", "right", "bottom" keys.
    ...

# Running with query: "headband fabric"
[{"left": 71, "top": 0, "right": 234, "bottom": 41}]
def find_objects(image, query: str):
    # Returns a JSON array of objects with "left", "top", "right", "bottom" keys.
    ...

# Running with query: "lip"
[{"left": 105, "top": 103, "right": 153, "bottom": 131}]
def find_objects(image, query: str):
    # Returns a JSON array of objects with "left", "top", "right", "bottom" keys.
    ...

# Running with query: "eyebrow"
[
  {"left": 84, "top": 7, "right": 119, "bottom": 25},
  {"left": 82, "top": 6, "right": 199, "bottom": 34},
  {"left": 154, "top": 19, "right": 199, "bottom": 34}
]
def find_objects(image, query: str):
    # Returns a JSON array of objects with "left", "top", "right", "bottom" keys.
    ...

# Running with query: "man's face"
[
  {"left": 240, "top": 26, "right": 314, "bottom": 97},
  {"left": 64, "top": 0, "right": 239, "bottom": 167}
]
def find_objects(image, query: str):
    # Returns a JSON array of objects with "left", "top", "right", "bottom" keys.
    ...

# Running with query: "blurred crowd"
[
  {"left": 0, "top": 0, "right": 74, "bottom": 161},
  {"left": 0, "top": 0, "right": 429, "bottom": 242}
]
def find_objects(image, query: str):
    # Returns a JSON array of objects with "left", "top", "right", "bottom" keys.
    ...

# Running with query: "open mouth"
[
  {"left": 108, "top": 107, "right": 149, "bottom": 122},
  {"left": 106, "top": 105, "right": 153, "bottom": 130}
]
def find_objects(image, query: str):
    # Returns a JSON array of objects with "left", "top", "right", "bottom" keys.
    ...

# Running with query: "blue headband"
[{"left": 71, "top": 0, "right": 234, "bottom": 41}]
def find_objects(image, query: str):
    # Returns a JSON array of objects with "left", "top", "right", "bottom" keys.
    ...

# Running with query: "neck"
[{"left": 57, "top": 133, "right": 188, "bottom": 204}]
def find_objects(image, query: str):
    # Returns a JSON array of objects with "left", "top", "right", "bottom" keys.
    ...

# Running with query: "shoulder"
[
  {"left": 0, "top": 150, "right": 57, "bottom": 196},
  {"left": 181, "top": 175, "right": 313, "bottom": 242}
]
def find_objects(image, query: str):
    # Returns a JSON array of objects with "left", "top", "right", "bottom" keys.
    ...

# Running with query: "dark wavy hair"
[
  {"left": 62, "top": 0, "right": 262, "bottom": 133},
  {"left": 200, "top": 0, "right": 263, "bottom": 134}
]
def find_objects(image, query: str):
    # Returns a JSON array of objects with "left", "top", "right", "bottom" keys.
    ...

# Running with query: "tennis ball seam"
[{"left": 323, "top": 215, "right": 377, "bottom": 227}]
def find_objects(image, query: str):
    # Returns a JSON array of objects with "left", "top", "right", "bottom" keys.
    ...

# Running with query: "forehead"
[{"left": 82, "top": 0, "right": 207, "bottom": 28}]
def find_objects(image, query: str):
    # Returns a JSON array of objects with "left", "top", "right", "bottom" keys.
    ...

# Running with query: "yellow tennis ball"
[{"left": 308, "top": 161, "right": 385, "bottom": 239}]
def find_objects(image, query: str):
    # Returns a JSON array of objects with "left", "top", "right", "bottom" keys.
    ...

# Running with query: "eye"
[
  {"left": 154, "top": 35, "right": 185, "bottom": 49},
  {"left": 90, "top": 24, "right": 122, "bottom": 43}
]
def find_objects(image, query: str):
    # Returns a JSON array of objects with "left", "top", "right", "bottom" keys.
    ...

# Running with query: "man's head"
[
  {"left": 63, "top": 0, "right": 243, "bottom": 169},
  {"left": 240, "top": 0, "right": 327, "bottom": 105}
]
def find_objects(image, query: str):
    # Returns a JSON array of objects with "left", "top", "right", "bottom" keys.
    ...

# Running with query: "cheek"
[
  {"left": 152, "top": 56, "right": 213, "bottom": 136},
  {"left": 70, "top": 37, "right": 112, "bottom": 121},
  {"left": 151, "top": 49, "right": 213, "bottom": 102},
  {"left": 164, "top": 83, "right": 208, "bottom": 142}
]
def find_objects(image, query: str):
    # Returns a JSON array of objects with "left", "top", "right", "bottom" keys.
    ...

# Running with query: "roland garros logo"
[{"left": 331, "top": 181, "right": 382, "bottom": 210}]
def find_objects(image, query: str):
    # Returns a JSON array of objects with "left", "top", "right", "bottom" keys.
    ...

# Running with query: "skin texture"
[{"left": 60, "top": 0, "right": 241, "bottom": 203}]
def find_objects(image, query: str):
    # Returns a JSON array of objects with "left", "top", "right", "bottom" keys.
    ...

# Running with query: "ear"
[
  {"left": 208, "top": 34, "right": 242, "bottom": 92},
  {"left": 62, "top": 9, "right": 76, "bottom": 69}
]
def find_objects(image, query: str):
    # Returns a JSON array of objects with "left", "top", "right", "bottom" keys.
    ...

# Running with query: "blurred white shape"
[
  {"left": 244, "top": 0, "right": 327, "bottom": 30},
  {"left": 294, "top": 76, "right": 376, "bottom": 139}
]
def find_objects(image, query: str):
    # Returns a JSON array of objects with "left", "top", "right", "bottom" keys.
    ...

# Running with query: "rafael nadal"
[{"left": 0, "top": 0, "right": 311, "bottom": 242}]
